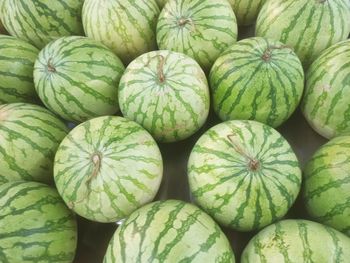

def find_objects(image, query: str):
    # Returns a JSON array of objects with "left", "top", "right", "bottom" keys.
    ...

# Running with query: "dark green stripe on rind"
[
  {"left": 104, "top": 200, "right": 235, "bottom": 263},
  {"left": 0, "top": 181, "right": 77, "bottom": 263}
]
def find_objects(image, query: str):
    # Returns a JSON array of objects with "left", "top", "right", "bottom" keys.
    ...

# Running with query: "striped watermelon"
[
  {"left": 302, "top": 39, "right": 350, "bottom": 139},
  {"left": 54, "top": 116, "right": 163, "bottom": 223},
  {"left": 228, "top": 0, "right": 265, "bottom": 26},
  {"left": 156, "top": 0, "right": 237, "bottom": 71},
  {"left": 188, "top": 120, "right": 302, "bottom": 231},
  {"left": 104, "top": 200, "right": 235, "bottom": 263},
  {"left": 0, "top": 35, "right": 39, "bottom": 104},
  {"left": 0, "top": 181, "right": 77, "bottom": 262},
  {"left": 0, "top": 0, "right": 84, "bottom": 49},
  {"left": 33, "top": 36, "right": 125, "bottom": 123},
  {"left": 118, "top": 50, "right": 210, "bottom": 143},
  {"left": 256, "top": 0, "right": 350, "bottom": 67},
  {"left": 0, "top": 103, "right": 68, "bottom": 185},
  {"left": 303, "top": 136, "right": 350, "bottom": 236},
  {"left": 82, "top": 0, "right": 159, "bottom": 64},
  {"left": 241, "top": 219, "right": 350, "bottom": 262},
  {"left": 209, "top": 37, "right": 304, "bottom": 127}
]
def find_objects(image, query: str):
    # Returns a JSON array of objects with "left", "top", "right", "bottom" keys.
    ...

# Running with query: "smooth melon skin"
[
  {"left": 256, "top": 0, "right": 350, "bottom": 67},
  {"left": 0, "top": 35, "right": 39, "bottom": 104},
  {"left": 301, "top": 40, "right": 350, "bottom": 139},
  {"left": 241, "top": 219, "right": 350, "bottom": 263},
  {"left": 303, "top": 136, "right": 350, "bottom": 236},
  {"left": 209, "top": 37, "right": 304, "bottom": 128},
  {"left": 188, "top": 120, "right": 302, "bottom": 232},
  {"left": 54, "top": 116, "right": 163, "bottom": 223},
  {"left": 228, "top": 0, "right": 265, "bottom": 26},
  {"left": 0, "top": 181, "right": 77, "bottom": 263},
  {"left": 0, "top": 0, "right": 84, "bottom": 49},
  {"left": 82, "top": 0, "right": 159, "bottom": 64},
  {"left": 0, "top": 103, "right": 68, "bottom": 185},
  {"left": 104, "top": 200, "right": 235, "bottom": 263}
]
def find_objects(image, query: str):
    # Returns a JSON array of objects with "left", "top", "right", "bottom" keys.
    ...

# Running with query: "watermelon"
[
  {"left": 118, "top": 50, "right": 210, "bottom": 143},
  {"left": 301, "top": 39, "right": 350, "bottom": 139},
  {"left": 0, "top": 181, "right": 77, "bottom": 262},
  {"left": 82, "top": 0, "right": 159, "bottom": 64},
  {"left": 303, "top": 136, "right": 350, "bottom": 236},
  {"left": 156, "top": 0, "right": 237, "bottom": 71},
  {"left": 209, "top": 37, "right": 304, "bottom": 128},
  {"left": 0, "top": 0, "right": 84, "bottom": 49},
  {"left": 188, "top": 120, "right": 301, "bottom": 231},
  {"left": 228, "top": 0, "right": 265, "bottom": 26},
  {"left": 0, "top": 103, "right": 68, "bottom": 185},
  {"left": 241, "top": 219, "right": 350, "bottom": 262},
  {"left": 256, "top": 0, "right": 350, "bottom": 67},
  {"left": 0, "top": 35, "right": 39, "bottom": 104},
  {"left": 104, "top": 200, "right": 235, "bottom": 263},
  {"left": 33, "top": 36, "right": 125, "bottom": 123},
  {"left": 54, "top": 116, "right": 163, "bottom": 223}
]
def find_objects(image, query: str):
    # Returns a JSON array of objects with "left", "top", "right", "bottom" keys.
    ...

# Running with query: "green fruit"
[
  {"left": 157, "top": 0, "right": 237, "bottom": 71},
  {"left": 228, "top": 0, "right": 265, "bottom": 26},
  {"left": 34, "top": 36, "right": 125, "bottom": 123},
  {"left": 0, "top": 35, "right": 39, "bottom": 104},
  {"left": 0, "top": 181, "right": 77, "bottom": 262},
  {"left": 54, "top": 116, "right": 163, "bottom": 223},
  {"left": 304, "top": 136, "right": 350, "bottom": 236},
  {"left": 302, "top": 39, "right": 350, "bottom": 139},
  {"left": 241, "top": 219, "right": 350, "bottom": 262},
  {"left": 256, "top": 0, "right": 350, "bottom": 67},
  {"left": 0, "top": 103, "right": 68, "bottom": 185},
  {"left": 104, "top": 200, "right": 235, "bottom": 263},
  {"left": 119, "top": 50, "right": 210, "bottom": 143},
  {"left": 82, "top": 0, "right": 160, "bottom": 64},
  {"left": 210, "top": 37, "right": 304, "bottom": 127},
  {"left": 188, "top": 120, "right": 302, "bottom": 231},
  {"left": 0, "top": 0, "right": 84, "bottom": 48}
]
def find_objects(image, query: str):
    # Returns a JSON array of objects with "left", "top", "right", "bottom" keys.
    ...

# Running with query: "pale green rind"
[
  {"left": 82, "top": 0, "right": 159, "bottom": 64},
  {"left": 303, "top": 136, "right": 350, "bottom": 236},
  {"left": 157, "top": 0, "right": 237, "bottom": 72},
  {"left": 188, "top": 120, "right": 302, "bottom": 231},
  {"left": 228, "top": 0, "right": 265, "bottom": 26},
  {"left": 119, "top": 50, "right": 210, "bottom": 143},
  {"left": 0, "top": 0, "right": 84, "bottom": 49},
  {"left": 0, "top": 103, "right": 68, "bottom": 185},
  {"left": 0, "top": 35, "right": 39, "bottom": 104},
  {"left": 0, "top": 181, "right": 77, "bottom": 263},
  {"left": 210, "top": 37, "right": 304, "bottom": 128},
  {"left": 34, "top": 36, "right": 125, "bottom": 123},
  {"left": 301, "top": 39, "right": 350, "bottom": 139},
  {"left": 241, "top": 219, "right": 350, "bottom": 263},
  {"left": 54, "top": 116, "right": 163, "bottom": 223},
  {"left": 256, "top": 0, "right": 350, "bottom": 67},
  {"left": 104, "top": 200, "right": 235, "bottom": 263}
]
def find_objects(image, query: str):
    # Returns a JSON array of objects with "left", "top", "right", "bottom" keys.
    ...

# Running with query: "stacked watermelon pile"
[{"left": 0, "top": 0, "right": 350, "bottom": 262}]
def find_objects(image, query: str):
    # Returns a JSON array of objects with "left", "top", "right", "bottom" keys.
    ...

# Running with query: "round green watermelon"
[
  {"left": 209, "top": 37, "right": 304, "bottom": 127},
  {"left": 82, "top": 0, "right": 159, "bottom": 64},
  {"left": 241, "top": 219, "right": 350, "bottom": 262},
  {"left": 0, "top": 0, "right": 84, "bottom": 49},
  {"left": 303, "top": 136, "right": 350, "bottom": 236},
  {"left": 118, "top": 50, "right": 210, "bottom": 143},
  {"left": 34, "top": 36, "right": 125, "bottom": 123},
  {"left": 188, "top": 120, "right": 302, "bottom": 231},
  {"left": 0, "top": 181, "right": 77, "bottom": 262},
  {"left": 256, "top": 0, "right": 350, "bottom": 67},
  {"left": 157, "top": 0, "right": 237, "bottom": 71},
  {"left": 0, "top": 35, "right": 39, "bottom": 104},
  {"left": 104, "top": 200, "right": 235, "bottom": 263},
  {"left": 0, "top": 103, "right": 68, "bottom": 185},
  {"left": 228, "top": 0, "right": 265, "bottom": 26},
  {"left": 302, "top": 39, "right": 350, "bottom": 139},
  {"left": 54, "top": 116, "right": 163, "bottom": 223}
]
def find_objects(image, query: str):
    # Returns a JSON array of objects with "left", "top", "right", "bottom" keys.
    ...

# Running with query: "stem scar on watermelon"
[
  {"left": 47, "top": 58, "right": 56, "bottom": 73},
  {"left": 157, "top": 55, "right": 166, "bottom": 83},
  {"left": 261, "top": 45, "right": 293, "bottom": 62}
]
